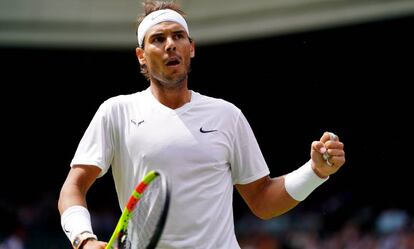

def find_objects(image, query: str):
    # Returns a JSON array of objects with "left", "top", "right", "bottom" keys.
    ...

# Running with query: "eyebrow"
[{"left": 149, "top": 29, "right": 187, "bottom": 39}]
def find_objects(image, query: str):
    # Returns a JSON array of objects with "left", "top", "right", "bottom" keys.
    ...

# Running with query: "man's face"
[{"left": 138, "top": 21, "right": 195, "bottom": 87}]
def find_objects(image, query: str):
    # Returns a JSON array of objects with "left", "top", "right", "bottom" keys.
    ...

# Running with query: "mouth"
[{"left": 165, "top": 57, "right": 181, "bottom": 67}]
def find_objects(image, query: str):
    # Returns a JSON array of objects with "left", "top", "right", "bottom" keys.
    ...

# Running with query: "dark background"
[{"left": 1, "top": 14, "right": 413, "bottom": 247}]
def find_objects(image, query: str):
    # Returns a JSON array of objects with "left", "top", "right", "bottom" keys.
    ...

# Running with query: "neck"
[{"left": 149, "top": 84, "right": 191, "bottom": 109}]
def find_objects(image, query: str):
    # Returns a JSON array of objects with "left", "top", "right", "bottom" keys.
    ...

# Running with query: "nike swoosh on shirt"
[{"left": 199, "top": 127, "right": 218, "bottom": 133}]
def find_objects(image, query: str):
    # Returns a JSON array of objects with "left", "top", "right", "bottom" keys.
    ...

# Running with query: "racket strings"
[{"left": 124, "top": 176, "right": 166, "bottom": 249}]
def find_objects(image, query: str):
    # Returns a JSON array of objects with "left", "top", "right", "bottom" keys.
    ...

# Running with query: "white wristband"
[
  {"left": 61, "top": 205, "right": 95, "bottom": 243},
  {"left": 284, "top": 160, "right": 329, "bottom": 201}
]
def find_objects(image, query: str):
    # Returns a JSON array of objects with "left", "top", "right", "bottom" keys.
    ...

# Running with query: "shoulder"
[
  {"left": 99, "top": 90, "right": 145, "bottom": 112},
  {"left": 193, "top": 91, "right": 241, "bottom": 116}
]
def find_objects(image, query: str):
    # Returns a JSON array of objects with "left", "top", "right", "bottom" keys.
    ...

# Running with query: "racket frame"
[{"left": 105, "top": 170, "right": 170, "bottom": 249}]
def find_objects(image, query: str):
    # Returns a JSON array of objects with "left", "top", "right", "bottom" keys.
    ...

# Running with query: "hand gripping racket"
[{"left": 106, "top": 170, "right": 170, "bottom": 249}]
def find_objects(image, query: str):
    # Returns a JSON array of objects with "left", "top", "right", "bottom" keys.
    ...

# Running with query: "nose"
[{"left": 165, "top": 36, "right": 176, "bottom": 52}]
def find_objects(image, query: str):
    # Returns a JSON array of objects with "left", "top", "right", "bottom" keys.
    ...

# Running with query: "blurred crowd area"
[
  {"left": 1, "top": 191, "right": 413, "bottom": 249},
  {"left": 237, "top": 207, "right": 414, "bottom": 249}
]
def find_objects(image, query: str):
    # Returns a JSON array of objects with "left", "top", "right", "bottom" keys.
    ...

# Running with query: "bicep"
[{"left": 66, "top": 165, "right": 102, "bottom": 192}]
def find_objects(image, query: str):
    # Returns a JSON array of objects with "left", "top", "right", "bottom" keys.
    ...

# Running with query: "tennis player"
[{"left": 58, "top": 1, "right": 346, "bottom": 248}]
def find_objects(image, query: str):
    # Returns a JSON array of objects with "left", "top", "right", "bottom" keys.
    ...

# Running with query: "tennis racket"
[{"left": 105, "top": 170, "right": 170, "bottom": 249}]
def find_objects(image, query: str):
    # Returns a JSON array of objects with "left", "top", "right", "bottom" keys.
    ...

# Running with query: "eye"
[
  {"left": 173, "top": 33, "right": 184, "bottom": 40},
  {"left": 154, "top": 36, "right": 165, "bottom": 43}
]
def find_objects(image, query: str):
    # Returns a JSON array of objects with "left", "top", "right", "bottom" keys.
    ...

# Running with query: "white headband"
[{"left": 137, "top": 9, "right": 190, "bottom": 47}]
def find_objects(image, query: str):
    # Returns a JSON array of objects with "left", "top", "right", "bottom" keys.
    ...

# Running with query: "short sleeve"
[
  {"left": 70, "top": 100, "right": 115, "bottom": 177},
  {"left": 230, "top": 111, "right": 270, "bottom": 185}
]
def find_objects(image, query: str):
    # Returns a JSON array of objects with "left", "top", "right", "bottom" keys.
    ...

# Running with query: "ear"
[
  {"left": 190, "top": 39, "right": 195, "bottom": 58},
  {"left": 136, "top": 47, "right": 146, "bottom": 65}
]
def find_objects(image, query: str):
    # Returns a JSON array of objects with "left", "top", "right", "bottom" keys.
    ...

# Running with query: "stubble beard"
[{"left": 151, "top": 62, "right": 191, "bottom": 90}]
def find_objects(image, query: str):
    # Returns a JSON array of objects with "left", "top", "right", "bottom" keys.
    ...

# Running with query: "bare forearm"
[
  {"left": 58, "top": 182, "right": 88, "bottom": 214},
  {"left": 58, "top": 165, "right": 100, "bottom": 214},
  {"left": 252, "top": 176, "right": 299, "bottom": 219}
]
